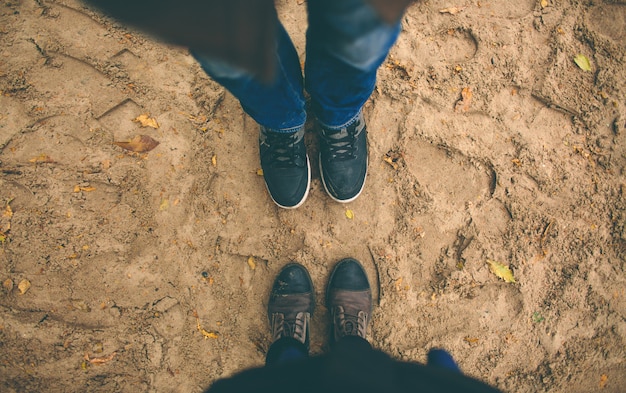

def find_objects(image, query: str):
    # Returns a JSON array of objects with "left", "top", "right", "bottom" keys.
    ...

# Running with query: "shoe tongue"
[{"left": 326, "top": 128, "right": 349, "bottom": 140}]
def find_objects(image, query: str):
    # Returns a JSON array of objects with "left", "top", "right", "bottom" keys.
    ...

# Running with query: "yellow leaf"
[
  {"left": 18, "top": 279, "right": 31, "bottom": 294},
  {"left": 133, "top": 114, "right": 159, "bottom": 129},
  {"left": 114, "top": 135, "right": 160, "bottom": 153},
  {"left": 247, "top": 256, "right": 256, "bottom": 270},
  {"left": 1, "top": 200, "right": 12, "bottom": 236},
  {"left": 256, "top": 169, "right": 264, "bottom": 176},
  {"left": 541, "top": 0, "right": 548, "bottom": 8},
  {"left": 3, "top": 278, "right": 13, "bottom": 292},
  {"left": 599, "top": 374, "right": 608, "bottom": 389},
  {"left": 196, "top": 318, "right": 219, "bottom": 339},
  {"left": 74, "top": 186, "right": 96, "bottom": 192},
  {"left": 159, "top": 199, "right": 169, "bottom": 211},
  {"left": 345, "top": 209, "right": 354, "bottom": 219},
  {"left": 574, "top": 54, "right": 592, "bottom": 72},
  {"left": 3, "top": 203, "right": 13, "bottom": 219},
  {"left": 211, "top": 155, "right": 217, "bottom": 167},
  {"left": 383, "top": 155, "right": 399, "bottom": 170},
  {"left": 201, "top": 330, "right": 219, "bottom": 339},
  {"left": 464, "top": 336, "right": 479, "bottom": 344},
  {"left": 28, "top": 154, "right": 55, "bottom": 163},
  {"left": 487, "top": 259, "right": 516, "bottom": 283}
]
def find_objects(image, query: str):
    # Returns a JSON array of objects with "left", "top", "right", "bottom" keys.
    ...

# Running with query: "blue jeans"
[{"left": 191, "top": 0, "right": 401, "bottom": 133}]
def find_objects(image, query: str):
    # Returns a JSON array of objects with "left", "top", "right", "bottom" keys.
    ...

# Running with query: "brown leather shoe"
[
  {"left": 326, "top": 258, "right": 372, "bottom": 343},
  {"left": 268, "top": 263, "right": 315, "bottom": 350}
]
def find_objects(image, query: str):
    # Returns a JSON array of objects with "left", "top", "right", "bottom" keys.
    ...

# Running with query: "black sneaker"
[
  {"left": 326, "top": 258, "right": 372, "bottom": 343},
  {"left": 318, "top": 112, "right": 368, "bottom": 203},
  {"left": 268, "top": 263, "right": 315, "bottom": 350},
  {"left": 259, "top": 126, "right": 310, "bottom": 209}
]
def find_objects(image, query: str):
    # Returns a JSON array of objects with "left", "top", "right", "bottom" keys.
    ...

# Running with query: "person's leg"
[
  {"left": 266, "top": 263, "right": 315, "bottom": 366},
  {"left": 192, "top": 22, "right": 305, "bottom": 132},
  {"left": 191, "top": 18, "right": 310, "bottom": 209},
  {"left": 305, "top": 0, "right": 402, "bottom": 202},
  {"left": 305, "top": 0, "right": 401, "bottom": 127}
]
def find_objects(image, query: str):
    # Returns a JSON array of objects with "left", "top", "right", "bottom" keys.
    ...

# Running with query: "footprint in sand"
[
  {"left": 587, "top": 4, "right": 626, "bottom": 46},
  {"left": 402, "top": 139, "right": 494, "bottom": 212},
  {"left": 393, "top": 27, "right": 477, "bottom": 70},
  {"left": 28, "top": 2, "right": 125, "bottom": 61},
  {"left": 28, "top": 53, "right": 126, "bottom": 117},
  {"left": 424, "top": 0, "right": 535, "bottom": 19}
]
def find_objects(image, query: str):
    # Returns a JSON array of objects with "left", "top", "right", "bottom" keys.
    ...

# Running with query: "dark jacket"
[{"left": 205, "top": 338, "right": 502, "bottom": 393}]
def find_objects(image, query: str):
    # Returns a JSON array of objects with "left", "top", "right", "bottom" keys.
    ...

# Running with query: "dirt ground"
[{"left": 1, "top": 0, "right": 625, "bottom": 392}]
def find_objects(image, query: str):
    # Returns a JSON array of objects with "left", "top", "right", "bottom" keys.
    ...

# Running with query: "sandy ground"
[{"left": 1, "top": 0, "right": 625, "bottom": 392}]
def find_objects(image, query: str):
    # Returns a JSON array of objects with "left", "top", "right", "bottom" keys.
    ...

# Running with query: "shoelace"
[
  {"left": 271, "top": 312, "right": 308, "bottom": 344},
  {"left": 263, "top": 131, "right": 303, "bottom": 168},
  {"left": 321, "top": 127, "right": 358, "bottom": 161},
  {"left": 334, "top": 306, "right": 367, "bottom": 338}
]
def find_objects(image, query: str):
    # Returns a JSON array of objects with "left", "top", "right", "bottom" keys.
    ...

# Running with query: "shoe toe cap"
[
  {"left": 329, "top": 258, "right": 370, "bottom": 291},
  {"left": 273, "top": 263, "right": 314, "bottom": 295}
]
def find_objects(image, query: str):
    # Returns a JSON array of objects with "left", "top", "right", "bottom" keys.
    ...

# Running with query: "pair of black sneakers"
[
  {"left": 259, "top": 113, "right": 368, "bottom": 209},
  {"left": 267, "top": 258, "right": 371, "bottom": 351}
]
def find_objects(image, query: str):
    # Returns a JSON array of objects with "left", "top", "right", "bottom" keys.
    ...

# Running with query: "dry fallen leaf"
[
  {"left": 159, "top": 199, "right": 169, "bottom": 211},
  {"left": 247, "top": 256, "right": 256, "bottom": 270},
  {"left": 72, "top": 300, "right": 91, "bottom": 312},
  {"left": 1, "top": 200, "right": 12, "bottom": 236},
  {"left": 133, "top": 114, "right": 159, "bottom": 129},
  {"left": 201, "top": 330, "right": 219, "bottom": 339},
  {"left": 256, "top": 169, "right": 264, "bottom": 176},
  {"left": 18, "top": 279, "right": 31, "bottom": 294},
  {"left": 73, "top": 186, "right": 96, "bottom": 193},
  {"left": 28, "top": 154, "right": 55, "bottom": 163},
  {"left": 345, "top": 209, "right": 354, "bottom": 220},
  {"left": 211, "top": 155, "right": 217, "bottom": 167},
  {"left": 3, "top": 278, "right": 13, "bottom": 292},
  {"left": 541, "top": 0, "right": 548, "bottom": 8},
  {"left": 487, "top": 259, "right": 516, "bottom": 283},
  {"left": 464, "top": 336, "right": 479, "bottom": 344},
  {"left": 3, "top": 203, "right": 12, "bottom": 219},
  {"left": 455, "top": 87, "right": 473, "bottom": 113},
  {"left": 85, "top": 352, "right": 117, "bottom": 365},
  {"left": 383, "top": 156, "right": 398, "bottom": 170},
  {"left": 599, "top": 374, "right": 608, "bottom": 389},
  {"left": 196, "top": 318, "right": 219, "bottom": 339},
  {"left": 384, "top": 151, "right": 403, "bottom": 170},
  {"left": 114, "top": 135, "right": 160, "bottom": 153},
  {"left": 439, "top": 6, "right": 465, "bottom": 14}
]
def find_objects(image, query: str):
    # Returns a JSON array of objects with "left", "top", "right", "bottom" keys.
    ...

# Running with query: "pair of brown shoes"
[{"left": 267, "top": 258, "right": 371, "bottom": 351}]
